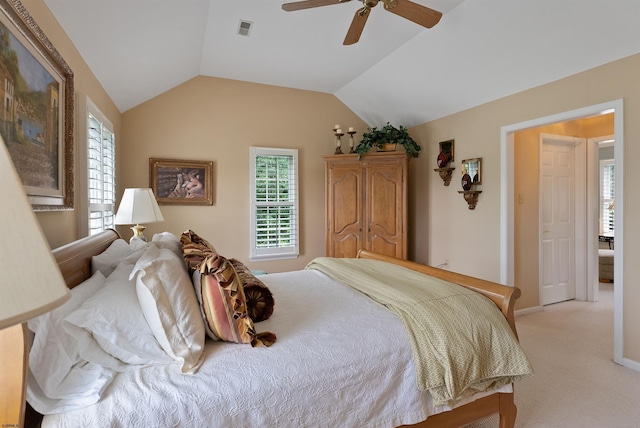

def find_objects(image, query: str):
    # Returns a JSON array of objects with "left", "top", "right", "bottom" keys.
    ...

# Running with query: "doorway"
[
  {"left": 500, "top": 99, "right": 625, "bottom": 366},
  {"left": 588, "top": 135, "right": 615, "bottom": 303}
]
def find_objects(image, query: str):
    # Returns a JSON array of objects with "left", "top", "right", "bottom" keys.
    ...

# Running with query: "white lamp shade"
[
  {"left": 0, "top": 140, "right": 70, "bottom": 330},
  {"left": 114, "top": 188, "right": 164, "bottom": 225}
]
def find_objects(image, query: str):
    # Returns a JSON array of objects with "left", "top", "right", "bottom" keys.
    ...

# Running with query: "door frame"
[
  {"left": 500, "top": 99, "right": 626, "bottom": 367},
  {"left": 586, "top": 135, "right": 615, "bottom": 303},
  {"left": 538, "top": 134, "right": 585, "bottom": 306}
]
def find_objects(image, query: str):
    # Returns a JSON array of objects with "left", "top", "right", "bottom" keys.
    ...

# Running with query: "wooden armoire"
[{"left": 324, "top": 151, "right": 408, "bottom": 259}]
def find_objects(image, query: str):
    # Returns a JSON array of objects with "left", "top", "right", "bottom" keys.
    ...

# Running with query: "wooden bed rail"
[{"left": 356, "top": 250, "right": 521, "bottom": 339}]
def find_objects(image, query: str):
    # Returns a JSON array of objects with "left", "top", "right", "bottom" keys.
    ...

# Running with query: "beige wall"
[
  {"left": 120, "top": 75, "right": 367, "bottom": 273},
  {"left": 410, "top": 53, "right": 640, "bottom": 362},
  {"left": 23, "top": 0, "right": 121, "bottom": 249}
]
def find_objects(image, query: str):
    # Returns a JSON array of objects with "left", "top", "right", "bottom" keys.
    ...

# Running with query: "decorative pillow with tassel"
[
  {"left": 192, "top": 257, "right": 276, "bottom": 347},
  {"left": 181, "top": 230, "right": 275, "bottom": 347},
  {"left": 229, "top": 258, "right": 274, "bottom": 323}
]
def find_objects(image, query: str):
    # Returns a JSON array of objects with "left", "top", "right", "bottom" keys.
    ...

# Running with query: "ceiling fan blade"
[
  {"left": 343, "top": 8, "right": 370, "bottom": 45},
  {"left": 383, "top": 0, "right": 442, "bottom": 28},
  {"left": 282, "top": 0, "right": 350, "bottom": 12}
]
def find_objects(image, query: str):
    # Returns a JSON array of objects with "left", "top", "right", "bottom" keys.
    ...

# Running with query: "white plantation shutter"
[
  {"left": 600, "top": 159, "right": 614, "bottom": 236},
  {"left": 87, "top": 109, "right": 116, "bottom": 235},
  {"left": 249, "top": 147, "right": 299, "bottom": 261}
]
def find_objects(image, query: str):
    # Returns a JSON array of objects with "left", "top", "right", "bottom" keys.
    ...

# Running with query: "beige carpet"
[{"left": 466, "top": 283, "right": 640, "bottom": 427}]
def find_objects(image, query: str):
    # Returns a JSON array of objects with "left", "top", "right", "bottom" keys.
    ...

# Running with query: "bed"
[{"left": 25, "top": 229, "right": 531, "bottom": 428}]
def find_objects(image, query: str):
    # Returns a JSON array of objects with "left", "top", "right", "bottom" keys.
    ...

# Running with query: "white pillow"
[
  {"left": 64, "top": 262, "right": 172, "bottom": 371},
  {"left": 131, "top": 245, "right": 205, "bottom": 373},
  {"left": 151, "top": 231, "right": 183, "bottom": 258},
  {"left": 91, "top": 238, "right": 152, "bottom": 277},
  {"left": 91, "top": 239, "right": 129, "bottom": 277},
  {"left": 120, "top": 243, "right": 151, "bottom": 265},
  {"left": 27, "top": 271, "right": 116, "bottom": 414}
]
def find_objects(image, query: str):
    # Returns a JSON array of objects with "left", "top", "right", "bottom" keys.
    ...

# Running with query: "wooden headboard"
[{"left": 52, "top": 229, "right": 121, "bottom": 289}]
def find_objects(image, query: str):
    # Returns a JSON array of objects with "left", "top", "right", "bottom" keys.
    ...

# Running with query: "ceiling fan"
[{"left": 281, "top": 0, "right": 442, "bottom": 45}]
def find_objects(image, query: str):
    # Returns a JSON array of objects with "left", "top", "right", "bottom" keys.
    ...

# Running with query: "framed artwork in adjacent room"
[
  {"left": 150, "top": 158, "right": 214, "bottom": 205},
  {"left": 0, "top": 0, "right": 74, "bottom": 210}
]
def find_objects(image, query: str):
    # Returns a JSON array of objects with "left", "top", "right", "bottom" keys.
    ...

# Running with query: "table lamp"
[
  {"left": 0, "top": 139, "right": 71, "bottom": 427},
  {"left": 114, "top": 188, "right": 164, "bottom": 242}
]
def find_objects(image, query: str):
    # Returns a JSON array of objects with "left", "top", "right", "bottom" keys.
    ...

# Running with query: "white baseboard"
[
  {"left": 621, "top": 357, "right": 640, "bottom": 373},
  {"left": 515, "top": 306, "right": 543, "bottom": 317}
]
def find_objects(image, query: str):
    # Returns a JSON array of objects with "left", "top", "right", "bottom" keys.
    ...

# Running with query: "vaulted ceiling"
[{"left": 44, "top": 0, "right": 640, "bottom": 127}]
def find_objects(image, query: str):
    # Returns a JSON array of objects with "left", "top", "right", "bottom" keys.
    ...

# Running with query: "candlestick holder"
[
  {"left": 334, "top": 129, "right": 344, "bottom": 154},
  {"left": 347, "top": 131, "right": 357, "bottom": 153}
]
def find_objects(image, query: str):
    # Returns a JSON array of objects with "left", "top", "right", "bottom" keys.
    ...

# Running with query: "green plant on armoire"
[{"left": 355, "top": 122, "right": 421, "bottom": 158}]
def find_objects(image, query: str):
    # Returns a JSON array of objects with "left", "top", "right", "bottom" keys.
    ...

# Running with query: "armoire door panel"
[
  {"left": 369, "top": 234, "right": 401, "bottom": 258},
  {"left": 325, "top": 152, "right": 407, "bottom": 259},
  {"left": 367, "top": 167, "right": 402, "bottom": 239},
  {"left": 326, "top": 162, "right": 363, "bottom": 257},
  {"left": 331, "top": 234, "right": 361, "bottom": 258},
  {"left": 330, "top": 170, "right": 361, "bottom": 234}
]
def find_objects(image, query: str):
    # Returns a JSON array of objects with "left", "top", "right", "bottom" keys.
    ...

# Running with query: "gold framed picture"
[
  {"left": 0, "top": 0, "right": 74, "bottom": 210},
  {"left": 149, "top": 158, "right": 214, "bottom": 205}
]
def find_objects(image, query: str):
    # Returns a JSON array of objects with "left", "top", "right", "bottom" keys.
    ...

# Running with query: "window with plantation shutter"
[
  {"left": 600, "top": 159, "right": 614, "bottom": 236},
  {"left": 249, "top": 147, "right": 299, "bottom": 261},
  {"left": 86, "top": 105, "right": 116, "bottom": 235}
]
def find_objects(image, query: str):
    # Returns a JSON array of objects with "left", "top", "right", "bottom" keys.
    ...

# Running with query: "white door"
[{"left": 540, "top": 136, "right": 580, "bottom": 305}]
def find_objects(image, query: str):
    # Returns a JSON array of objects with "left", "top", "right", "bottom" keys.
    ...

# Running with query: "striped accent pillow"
[{"left": 193, "top": 256, "right": 276, "bottom": 347}]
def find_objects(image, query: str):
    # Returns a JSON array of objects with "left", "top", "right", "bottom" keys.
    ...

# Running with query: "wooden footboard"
[
  {"left": 357, "top": 250, "right": 520, "bottom": 428},
  {"left": 403, "top": 392, "right": 516, "bottom": 428},
  {"left": 357, "top": 250, "right": 520, "bottom": 338}
]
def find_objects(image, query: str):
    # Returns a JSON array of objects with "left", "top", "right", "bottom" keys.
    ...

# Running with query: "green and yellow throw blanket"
[{"left": 305, "top": 257, "right": 533, "bottom": 406}]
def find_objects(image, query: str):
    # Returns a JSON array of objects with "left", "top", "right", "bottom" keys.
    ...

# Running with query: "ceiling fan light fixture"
[
  {"left": 238, "top": 20, "right": 253, "bottom": 37},
  {"left": 281, "top": 0, "right": 442, "bottom": 44}
]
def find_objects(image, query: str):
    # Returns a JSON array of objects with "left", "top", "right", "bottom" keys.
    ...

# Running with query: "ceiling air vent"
[{"left": 238, "top": 20, "right": 253, "bottom": 37}]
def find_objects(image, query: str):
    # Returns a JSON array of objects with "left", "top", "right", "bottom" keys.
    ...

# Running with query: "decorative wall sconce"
[
  {"left": 434, "top": 167, "right": 455, "bottom": 186},
  {"left": 458, "top": 190, "right": 482, "bottom": 210},
  {"left": 333, "top": 125, "right": 356, "bottom": 154}
]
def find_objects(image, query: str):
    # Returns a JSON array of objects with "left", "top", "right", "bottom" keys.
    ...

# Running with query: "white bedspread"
[{"left": 43, "top": 269, "right": 510, "bottom": 428}]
